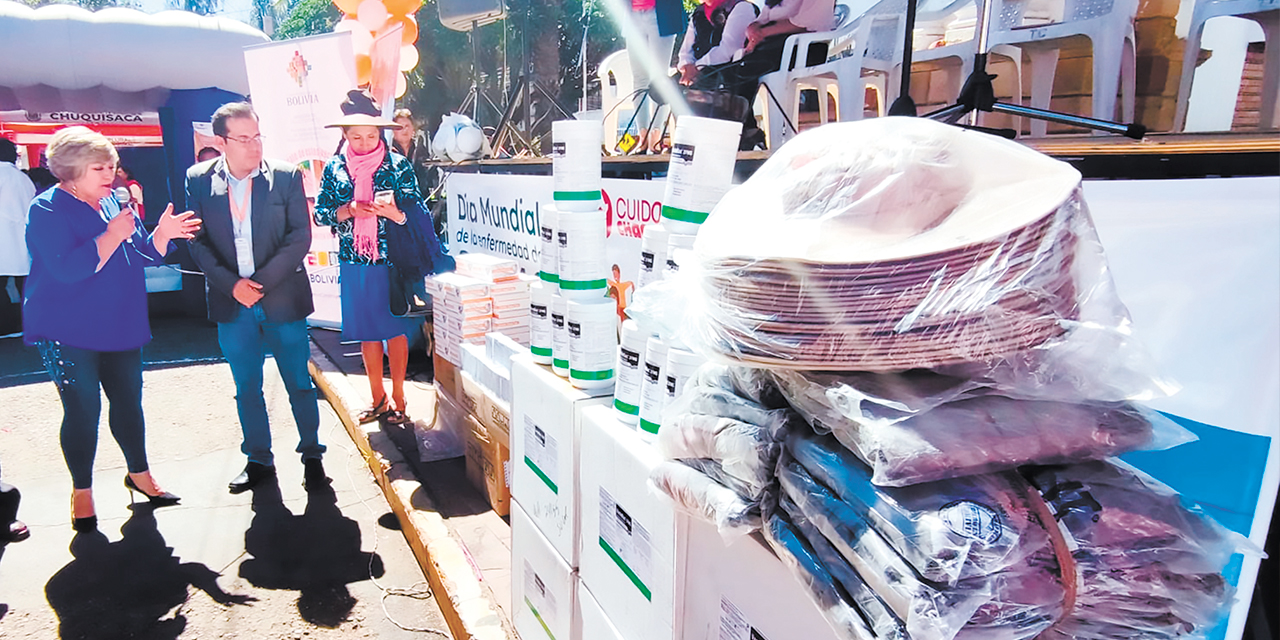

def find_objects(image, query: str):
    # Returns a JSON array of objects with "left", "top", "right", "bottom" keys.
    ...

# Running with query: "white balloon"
[
  {"left": 356, "top": 0, "right": 388, "bottom": 32},
  {"left": 335, "top": 19, "right": 373, "bottom": 54}
]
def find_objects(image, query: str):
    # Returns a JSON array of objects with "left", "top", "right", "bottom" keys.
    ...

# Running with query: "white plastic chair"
[
  {"left": 884, "top": 0, "right": 1023, "bottom": 122},
  {"left": 1174, "top": 0, "right": 1280, "bottom": 131},
  {"left": 988, "top": 0, "right": 1140, "bottom": 136},
  {"left": 597, "top": 49, "right": 636, "bottom": 153},
  {"left": 759, "top": 2, "right": 874, "bottom": 148}
]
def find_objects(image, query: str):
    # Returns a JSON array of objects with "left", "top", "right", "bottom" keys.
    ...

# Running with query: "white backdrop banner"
[{"left": 244, "top": 33, "right": 356, "bottom": 329}]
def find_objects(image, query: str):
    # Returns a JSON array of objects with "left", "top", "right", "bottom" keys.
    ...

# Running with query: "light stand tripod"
[
  {"left": 457, "top": 20, "right": 507, "bottom": 126},
  {"left": 897, "top": 0, "right": 1146, "bottom": 139}
]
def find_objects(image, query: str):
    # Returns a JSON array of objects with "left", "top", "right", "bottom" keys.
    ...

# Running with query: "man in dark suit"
[{"left": 186, "top": 102, "right": 328, "bottom": 494}]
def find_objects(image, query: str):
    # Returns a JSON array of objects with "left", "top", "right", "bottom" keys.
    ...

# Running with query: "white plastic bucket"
[
  {"left": 539, "top": 203, "right": 559, "bottom": 293},
  {"left": 664, "top": 347, "right": 704, "bottom": 406},
  {"left": 661, "top": 116, "right": 742, "bottom": 234},
  {"left": 551, "top": 294, "right": 569, "bottom": 377},
  {"left": 557, "top": 207, "right": 608, "bottom": 299},
  {"left": 637, "top": 223, "right": 669, "bottom": 289},
  {"left": 613, "top": 320, "right": 645, "bottom": 424},
  {"left": 664, "top": 233, "right": 697, "bottom": 280},
  {"left": 552, "top": 119, "right": 603, "bottom": 211},
  {"left": 529, "top": 281, "right": 553, "bottom": 364},
  {"left": 567, "top": 297, "right": 617, "bottom": 390},
  {"left": 638, "top": 336, "right": 668, "bottom": 439}
]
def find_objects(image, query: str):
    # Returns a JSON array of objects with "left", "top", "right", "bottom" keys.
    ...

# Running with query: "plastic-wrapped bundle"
[
  {"left": 775, "top": 429, "right": 1247, "bottom": 640},
  {"left": 787, "top": 429, "right": 1045, "bottom": 585},
  {"left": 685, "top": 118, "right": 1174, "bottom": 405},
  {"left": 658, "top": 414, "right": 779, "bottom": 499},
  {"left": 651, "top": 461, "right": 760, "bottom": 536},
  {"left": 773, "top": 369, "right": 1193, "bottom": 486},
  {"left": 650, "top": 363, "right": 792, "bottom": 536}
]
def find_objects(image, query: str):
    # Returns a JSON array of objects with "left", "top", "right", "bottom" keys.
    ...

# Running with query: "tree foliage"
[{"left": 273, "top": 0, "right": 340, "bottom": 39}]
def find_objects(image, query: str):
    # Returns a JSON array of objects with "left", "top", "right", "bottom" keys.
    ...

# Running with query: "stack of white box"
[
  {"left": 453, "top": 254, "right": 535, "bottom": 347},
  {"left": 428, "top": 272, "right": 491, "bottom": 367}
]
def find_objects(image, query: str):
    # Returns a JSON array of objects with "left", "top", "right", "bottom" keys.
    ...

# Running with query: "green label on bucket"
[
  {"left": 558, "top": 278, "right": 606, "bottom": 291},
  {"left": 661, "top": 205, "right": 709, "bottom": 225},
  {"left": 553, "top": 358, "right": 569, "bottom": 369},
  {"left": 539, "top": 271, "right": 559, "bottom": 284},
  {"left": 554, "top": 190, "right": 601, "bottom": 201},
  {"left": 614, "top": 398, "right": 639, "bottom": 415},
  {"left": 570, "top": 368, "right": 613, "bottom": 381},
  {"left": 531, "top": 345, "right": 553, "bottom": 357},
  {"left": 639, "top": 418, "right": 660, "bottom": 434}
]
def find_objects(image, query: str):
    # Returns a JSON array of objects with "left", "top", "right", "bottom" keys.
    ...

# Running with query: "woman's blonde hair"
[{"left": 45, "top": 126, "right": 117, "bottom": 183}]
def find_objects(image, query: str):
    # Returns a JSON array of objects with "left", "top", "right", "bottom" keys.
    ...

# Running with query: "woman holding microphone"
[{"left": 24, "top": 126, "right": 201, "bottom": 532}]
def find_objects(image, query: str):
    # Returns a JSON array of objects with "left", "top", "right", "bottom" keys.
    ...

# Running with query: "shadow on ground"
[
  {"left": 44, "top": 505, "right": 254, "bottom": 640},
  {"left": 239, "top": 482, "right": 385, "bottom": 628}
]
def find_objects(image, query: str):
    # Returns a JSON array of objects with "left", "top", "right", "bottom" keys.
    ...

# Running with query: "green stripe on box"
[
  {"left": 539, "top": 271, "right": 559, "bottom": 284},
  {"left": 570, "top": 369, "right": 613, "bottom": 381},
  {"left": 640, "top": 418, "right": 660, "bottom": 435},
  {"left": 553, "top": 358, "right": 569, "bottom": 369},
  {"left": 661, "top": 205, "right": 709, "bottom": 225},
  {"left": 525, "top": 597, "right": 557, "bottom": 640},
  {"left": 524, "top": 456, "right": 558, "bottom": 494},
  {"left": 531, "top": 345, "right": 553, "bottom": 356},
  {"left": 558, "top": 278, "right": 607, "bottom": 291},
  {"left": 599, "top": 537, "right": 652, "bottom": 601},
  {"left": 614, "top": 399, "right": 639, "bottom": 415},
  {"left": 554, "top": 190, "right": 601, "bottom": 201}
]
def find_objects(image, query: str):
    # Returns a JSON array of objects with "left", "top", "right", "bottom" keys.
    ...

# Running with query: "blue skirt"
[{"left": 340, "top": 263, "right": 424, "bottom": 343}]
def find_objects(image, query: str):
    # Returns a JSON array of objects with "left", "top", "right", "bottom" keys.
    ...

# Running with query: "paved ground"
[{"left": 0, "top": 316, "right": 452, "bottom": 640}]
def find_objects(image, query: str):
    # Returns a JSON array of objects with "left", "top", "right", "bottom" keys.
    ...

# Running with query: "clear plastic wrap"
[
  {"left": 773, "top": 426, "right": 1251, "bottom": 640},
  {"left": 657, "top": 413, "right": 780, "bottom": 499},
  {"left": 774, "top": 368, "right": 1194, "bottom": 486},
  {"left": 649, "top": 461, "right": 760, "bottom": 537},
  {"left": 684, "top": 118, "right": 1175, "bottom": 404}
]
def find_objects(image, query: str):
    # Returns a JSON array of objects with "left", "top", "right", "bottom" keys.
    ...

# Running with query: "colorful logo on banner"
[
  {"left": 288, "top": 51, "right": 312, "bottom": 87},
  {"left": 602, "top": 188, "right": 663, "bottom": 240}
]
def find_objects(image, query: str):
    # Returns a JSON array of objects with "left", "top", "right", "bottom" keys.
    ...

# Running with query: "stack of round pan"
[{"left": 701, "top": 204, "right": 1083, "bottom": 371}]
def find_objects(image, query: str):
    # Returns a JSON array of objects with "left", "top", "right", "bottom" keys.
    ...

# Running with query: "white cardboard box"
[
  {"left": 511, "top": 354, "right": 612, "bottom": 567},
  {"left": 578, "top": 404, "right": 683, "bottom": 640},
  {"left": 512, "top": 502, "right": 581, "bottom": 640},
  {"left": 679, "top": 521, "right": 842, "bottom": 640},
  {"left": 579, "top": 584, "right": 625, "bottom": 640}
]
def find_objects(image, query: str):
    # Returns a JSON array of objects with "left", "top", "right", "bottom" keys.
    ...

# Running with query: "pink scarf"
[{"left": 344, "top": 140, "right": 386, "bottom": 261}]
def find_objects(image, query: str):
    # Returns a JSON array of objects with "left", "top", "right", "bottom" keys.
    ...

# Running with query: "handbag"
[{"left": 388, "top": 263, "right": 432, "bottom": 318}]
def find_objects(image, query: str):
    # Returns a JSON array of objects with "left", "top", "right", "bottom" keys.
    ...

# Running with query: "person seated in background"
[
  {"left": 687, "top": 0, "right": 835, "bottom": 148},
  {"left": 115, "top": 165, "right": 145, "bottom": 221},
  {"left": 676, "top": 0, "right": 761, "bottom": 88}
]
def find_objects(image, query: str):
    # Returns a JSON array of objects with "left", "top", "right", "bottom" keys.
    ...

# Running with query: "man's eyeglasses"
[{"left": 220, "top": 134, "right": 265, "bottom": 145}]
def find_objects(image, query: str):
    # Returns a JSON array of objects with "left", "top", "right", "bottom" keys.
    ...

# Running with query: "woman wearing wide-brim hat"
[{"left": 314, "top": 91, "right": 448, "bottom": 425}]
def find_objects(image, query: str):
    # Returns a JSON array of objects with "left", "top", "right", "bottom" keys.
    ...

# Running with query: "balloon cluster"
[{"left": 333, "top": 0, "right": 421, "bottom": 98}]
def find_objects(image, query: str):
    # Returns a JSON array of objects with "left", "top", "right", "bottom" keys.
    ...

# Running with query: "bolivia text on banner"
[
  {"left": 243, "top": 32, "right": 357, "bottom": 329},
  {"left": 447, "top": 173, "right": 666, "bottom": 283}
]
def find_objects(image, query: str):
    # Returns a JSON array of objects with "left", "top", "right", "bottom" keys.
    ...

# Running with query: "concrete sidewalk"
[
  {"left": 308, "top": 329, "right": 515, "bottom": 640},
  {"left": 0, "top": 322, "right": 451, "bottom": 639}
]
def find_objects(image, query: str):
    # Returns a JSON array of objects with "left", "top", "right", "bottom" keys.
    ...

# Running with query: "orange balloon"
[
  {"left": 333, "top": 0, "right": 361, "bottom": 15},
  {"left": 382, "top": 0, "right": 421, "bottom": 18},
  {"left": 355, "top": 53, "right": 373, "bottom": 86},
  {"left": 388, "top": 15, "right": 417, "bottom": 45}
]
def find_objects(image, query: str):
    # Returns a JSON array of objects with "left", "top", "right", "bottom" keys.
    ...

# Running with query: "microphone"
[{"left": 112, "top": 186, "right": 136, "bottom": 245}]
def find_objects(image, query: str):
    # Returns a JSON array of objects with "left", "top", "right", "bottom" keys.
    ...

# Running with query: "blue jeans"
[
  {"left": 36, "top": 341, "right": 149, "bottom": 489},
  {"left": 217, "top": 305, "right": 323, "bottom": 466}
]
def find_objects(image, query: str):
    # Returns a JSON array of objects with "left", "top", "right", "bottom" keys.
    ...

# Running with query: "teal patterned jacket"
[{"left": 314, "top": 149, "right": 424, "bottom": 266}]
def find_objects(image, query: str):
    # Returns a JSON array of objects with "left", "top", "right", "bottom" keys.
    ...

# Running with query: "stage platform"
[{"left": 430, "top": 131, "right": 1279, "bottom": 181}]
